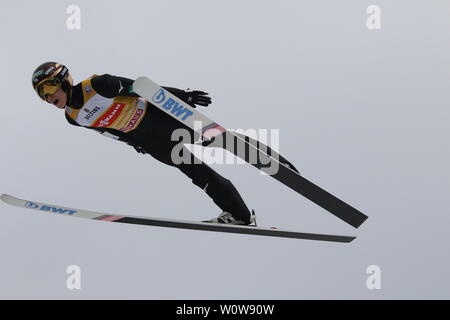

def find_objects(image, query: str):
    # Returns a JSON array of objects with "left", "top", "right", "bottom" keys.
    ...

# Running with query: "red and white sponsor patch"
[
  {"left": 121, "top": 108, "right": 144, "bottom": 132},
  {"left": 92, "top": 103, "right": 125, "bottom": 127}
]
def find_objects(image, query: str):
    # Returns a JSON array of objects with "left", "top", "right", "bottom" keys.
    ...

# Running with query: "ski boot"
[{"left": 204, "top": 209, "right": 257, "bottom": 226}]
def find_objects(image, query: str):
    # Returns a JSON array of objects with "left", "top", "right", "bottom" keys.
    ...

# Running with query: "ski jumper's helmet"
[{"left": 32, "top": 62, "right": 73, "bottom": 100}]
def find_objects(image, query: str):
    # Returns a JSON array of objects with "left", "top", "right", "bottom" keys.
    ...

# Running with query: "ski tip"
[
  {"left": 132, "top": 77, "right": 151, "bottom": 95},
  {"left": 0, "top": 194, "right": 17, "bottom": 205},
  {"left": 134, "top": 76, "right": 150, "bottom": 84}
]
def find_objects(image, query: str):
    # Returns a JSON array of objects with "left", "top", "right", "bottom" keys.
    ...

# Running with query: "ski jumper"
[{"left": 65, "top": 74, "right": 252, "bottom": 223}]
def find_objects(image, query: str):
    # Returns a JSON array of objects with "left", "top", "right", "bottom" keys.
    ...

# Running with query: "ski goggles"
[{"left": 35, "top": 78, "right": 62, "bottom": 101}]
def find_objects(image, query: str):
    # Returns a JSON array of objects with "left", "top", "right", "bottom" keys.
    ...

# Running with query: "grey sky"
[{"left": 1, "top": 0, "right": 449, "bottom": 299}]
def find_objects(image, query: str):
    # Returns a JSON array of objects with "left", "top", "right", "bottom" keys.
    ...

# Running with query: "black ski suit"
[{"left": 65, "top": 74, "right": 252, "bottom": 223}]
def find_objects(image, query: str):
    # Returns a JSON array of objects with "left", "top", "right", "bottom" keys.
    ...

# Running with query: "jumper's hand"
[{"left": 185, "top": 90, "right": 211, "bottom": 108}]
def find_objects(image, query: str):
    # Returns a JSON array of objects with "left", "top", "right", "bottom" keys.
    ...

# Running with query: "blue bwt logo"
[
  {"left": 25, "top": 201, "right": 77, "bottom": 215},
  {"left": 151, "top": 89, "right": 194, "bottom": 121},
  {"left": 152, "top": 88, "right": 166, "bottom": 104}
]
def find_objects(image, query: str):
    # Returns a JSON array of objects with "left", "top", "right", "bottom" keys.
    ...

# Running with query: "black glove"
[{"left": 185, "top": 90, "right": 211, "bottom": 108}]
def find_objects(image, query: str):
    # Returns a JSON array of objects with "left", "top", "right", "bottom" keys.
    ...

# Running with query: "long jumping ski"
[
  {"left": 132, "top": 77, "right": 368, "bottom": 228},
  {"left": 0, "top": 194, "right": 355, "bottom": 243}
]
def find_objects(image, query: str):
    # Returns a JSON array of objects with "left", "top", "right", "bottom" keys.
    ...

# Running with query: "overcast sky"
[{"left": 1, "top": 0, "right": 449, "bottom": 299}]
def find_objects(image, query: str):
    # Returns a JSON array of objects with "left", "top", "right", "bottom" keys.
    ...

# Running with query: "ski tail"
[{"left": 211, "top": 131, "right": 368, "bottom": 228}]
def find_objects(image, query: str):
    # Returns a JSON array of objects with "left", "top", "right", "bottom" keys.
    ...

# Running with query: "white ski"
[
  {"left": 1, "top": 194, "right": 355, "bottom": 243},
  {"left": 132, "top": 76, "right": 368, "bottom": 228}
]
